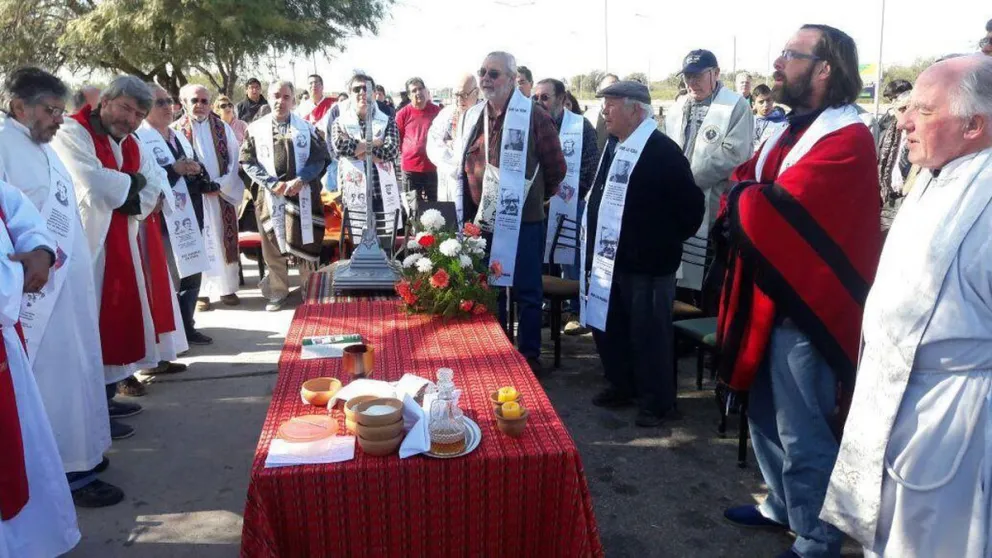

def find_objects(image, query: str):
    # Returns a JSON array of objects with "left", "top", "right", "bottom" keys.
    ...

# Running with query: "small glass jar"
[{"left": 428, "top": 369, "right": 466, "bottom": 455}]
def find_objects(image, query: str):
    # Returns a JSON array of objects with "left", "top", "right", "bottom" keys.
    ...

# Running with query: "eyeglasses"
[
  {"left": 153, "top": 98, "right": 172, "bottom": 108},
  {"left": 454, "top": 87, "right": 478, "bottom": 100},
  {"left": 351, "top": 85, "right": 367, "bottom": 94},
  {"left": 477, "top": 68, "right": 502, "bottom": 80},
  {"left": 219, "top": 103, "right": 233, "bottom": 109},
  {"left": 532, "top": 93, "right": 552, "bottom": 102},
  {"left": 112, "top": 99, "right": 147, "bottom": 120},
  {"left": 40, "top": 103, "right": 66, "bottom": 118},
  {"left": 780, "top": 49, "right": 821, "bottom": 62},
  {"left": 190, "top": 98, "right": 210, "bottom": 105}
]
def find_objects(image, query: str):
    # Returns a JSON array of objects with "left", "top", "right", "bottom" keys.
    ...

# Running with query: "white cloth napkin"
[
  {"left": 328, "top": 379, "right": 396, "bottom": 406},
  {"left": 264, "top": 436, "right": 356, "bottom": 468},
  {"left": 399, "top": 394, "right": 431, "bottom": 458}
]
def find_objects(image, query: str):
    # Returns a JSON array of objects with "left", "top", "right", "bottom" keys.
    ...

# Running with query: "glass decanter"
[{"left": 428, "top": 368, "right": 467, "bottom": 456}]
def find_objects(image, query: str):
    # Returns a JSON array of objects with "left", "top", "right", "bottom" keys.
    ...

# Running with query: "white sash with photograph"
[
  {"left": 18, "top": 156, "right": 77, "bottom": 362},
  {"left": 337, "top": 105, "right": 402, "bottom": 234},
  {"left": 136, "top": 126, "right": 210, "bottom": 277},
  {"left": 544, "top": 109, "right": 583, "bottom": 263},
  {"left": 473, "top": 89, "right": 533, "bottom": 287},
  {"left": 580, "top": 118, "right": 655, "bottom": 331},
  {"left": 250, "top": 113, "right": 313, "bottom": 253}
]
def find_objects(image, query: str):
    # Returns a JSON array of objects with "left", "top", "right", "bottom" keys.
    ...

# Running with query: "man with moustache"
[
  {"left": 717, "top": 25, "right": 881, "bottom": 558},
  {"left": 426, "top": 73, "right": 480, "bottom": 222}
]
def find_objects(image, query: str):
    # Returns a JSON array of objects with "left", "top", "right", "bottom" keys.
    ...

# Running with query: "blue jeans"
[
  {"left": 591, "top": 272, "right": 676, "bottom": 413},
  {"left": 561, "top": 200, "right": 585, "bottom": 314},
  {"left": 496, "top": 221, "right": 545, "bottom": 360},
  {"left": 749, "top": 322, "right": 844, "bottom": 558}
]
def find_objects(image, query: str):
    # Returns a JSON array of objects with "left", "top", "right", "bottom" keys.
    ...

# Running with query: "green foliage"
[
  {"left": 0, "top": 0, "right": 73, "bottom": 75},
  {"left": 623, "top": 72, "right": 648, "bottom": 84},
  {"left": 882, "top": 58, "right": 936, "bottom": 87}
]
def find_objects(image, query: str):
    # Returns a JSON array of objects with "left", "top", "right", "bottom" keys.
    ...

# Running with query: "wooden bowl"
[
  {"left": 345, "top": 418, "right": 359, "bottom": 434},
  {"left": 495, "top": 406, "right": 530, "bottom": 438},
  {"left": 344, "top": 395, "right": 379, "bottom": 423},
  {"left": 354, "top": 397, "right": 403, "bottom": 427},
  {"left": 356, "top": 418, "right": 404, "bottom": 442},
  {"left": 490, "top": 390, "right": 524, "bottom": 413},
  {"left": 357, "top": 431, "right": 403, "bottom": 456},
  {"left": 301, "top": 378, "right": 343, "bottom": 406}
]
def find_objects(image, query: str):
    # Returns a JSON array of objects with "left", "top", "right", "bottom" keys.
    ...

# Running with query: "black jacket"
[
  {"left": 236, "top": 96, "right": 268, "bottom": 122},
  {"left": 585, "top": 130, "right": 704, "bottom": 277}
]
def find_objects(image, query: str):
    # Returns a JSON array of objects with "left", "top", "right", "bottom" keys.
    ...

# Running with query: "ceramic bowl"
[
  {"left": 495, "top": 405, "right": 530, "bottom": 438},
  {"left": 354, "top": 397, "right": 404, "bottom": 427},
  {"left": 357, "top": 431, "right": 403, "bottom": 456},
  {"left": 490, "top": 390, "right": 524, "bottom": 413},
  {"left": 301, "top": 377, "right": 343, "bottom": 406},
  {"left": 344, "top": 395, "right": 379, "bottom": 424},
  {"left": 355, "top": 418, "right": 404, "bottom": 442}
]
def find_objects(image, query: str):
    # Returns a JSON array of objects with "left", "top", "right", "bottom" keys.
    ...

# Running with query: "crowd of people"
[{"left": 1, "top": 18, "right": 992, "bottom": 558}]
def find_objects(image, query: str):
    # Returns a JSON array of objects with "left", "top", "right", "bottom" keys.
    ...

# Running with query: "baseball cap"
[{"left": 681, "top": 50, "right": 719, "bottom": 74}]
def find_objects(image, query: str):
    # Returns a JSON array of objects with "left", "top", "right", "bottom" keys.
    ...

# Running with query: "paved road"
[{"left": 67, "top": 264, "right": 862, "bottom": 557}]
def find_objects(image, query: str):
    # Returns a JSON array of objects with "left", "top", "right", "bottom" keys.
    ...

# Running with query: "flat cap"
[{"left": 596, "top": 80, "right": 651, "bottom": 104}]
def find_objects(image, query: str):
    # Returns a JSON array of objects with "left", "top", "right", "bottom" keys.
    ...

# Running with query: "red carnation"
[
  {"left": 430, "top": 269, "right": 450, "bottom": 289},
  {"left": 418, "top": 234, "right": 436, "bottom": 248},
  {"left": 473, "top": 304, "right": 487, "bottom": 315},
  {"left": 459, "top": 300, "right": 474, "bottom": 312},
  {"left": 463, "top": 222, "right": 481, "bottom": 238}
]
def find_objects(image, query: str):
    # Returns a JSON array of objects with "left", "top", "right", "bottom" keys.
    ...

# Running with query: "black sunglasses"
[
  {"left": 153, "top": 98, "right": 172, "bottom": 108},
  {"left": 532, "top": 93, "right": 552, "bottom": 102},
  {"left": 219, "top": 103, "right": 233, "bottom": 109},
  {"left": 351, "top": 85, "right": 367, "bottom": 94},
  {"left": 477, "top": 68, "right": 502, "bottom": 80},
  {"left": 190, "top": 98, "right": 210, "bottom": 105}
]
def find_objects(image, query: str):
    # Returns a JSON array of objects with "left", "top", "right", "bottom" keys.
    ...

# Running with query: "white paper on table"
[
  {"left": 399, "top": 394, "right": 431, "bottom": 458},
  {"left": 394, "top": 373, "right": 435, "bottom": 399},
  {"left": 328, "top": 379, "right": 396, "bottom": 406},
  {"left": 264, "top": 436, "right": 356, "bottom": 468}
]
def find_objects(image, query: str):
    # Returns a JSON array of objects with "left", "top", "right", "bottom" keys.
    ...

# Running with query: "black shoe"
[
  {"left": 108, "top": 399, "right": 142, "bottom": 419},
  {"left": 635, "top": 408, "right": 683, "bottom": 427},
  {"left": 72, "top": 479, "right": 125, "bottom": 508},
  {"left": 591, "top": 388, "right": 634, "bottom": 409},
  {"left": 117, "top": 376, "right": 147, "bottom": 397},
  {"left": 110, "top": 419, "right": 135, "bottom": 440},
  {"left": 186, "top": 330, "right": 213, "bottom": 345},
  {"left": 93, "top": 456, "right": 109, "bottom": 474}
]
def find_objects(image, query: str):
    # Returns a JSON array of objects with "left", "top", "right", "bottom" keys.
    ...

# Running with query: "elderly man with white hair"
[
  {"left": 581, "top": 81, "right": 704, "bottom": 426},
  {"left": 821, "top": 54, "right": 992, "bottom": 558},
  {"left": 426, "top": 73, "right": 479, "bottom": 223},
  {"left": 458, "top": 51, "right": 566, "bottom": 375},
  {"left": 172, "top": 83, "right": 242, "bottom": 311}
]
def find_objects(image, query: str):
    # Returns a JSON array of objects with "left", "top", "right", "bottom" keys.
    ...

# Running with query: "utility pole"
[
  {"left": 732, "top": 36, "right": 737, "bottom": 76},
  {"left": 873, "top": 0, "right": 887, "bottom": 118},
  {"left": 604, "top": 0, "right": 609, "bottom": 73}
]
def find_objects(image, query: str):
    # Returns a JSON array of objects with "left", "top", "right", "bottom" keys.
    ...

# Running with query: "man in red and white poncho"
[
  {"left": 716, "top": 25, "right": 882, "bottom": 558},
  {"left": 0, "top": 178, "right": 79, "bottom": 557}
]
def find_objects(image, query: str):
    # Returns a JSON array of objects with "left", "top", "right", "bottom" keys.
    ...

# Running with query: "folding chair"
[{"left": 542, "top": 214, "right": 581, "bottom": 368}]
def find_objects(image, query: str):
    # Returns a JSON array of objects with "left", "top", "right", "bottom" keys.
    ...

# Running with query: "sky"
[{"left": 266, "top": 0, "right": 992, "bottom": 94}]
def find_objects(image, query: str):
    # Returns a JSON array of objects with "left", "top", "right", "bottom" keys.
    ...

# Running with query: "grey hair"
[
  {"left": 485, "top": 51, "right": 518, "bottom": 78},
  {"left": 101, "top": 76, "right": 153, "bottom": 112},
  {"left": 0, "top": 67, "right": 69, "bottom": 114},
  {"left": 179, "top": 83, "right": 209, "bottom": 102},
  {"left": 949, "top": 56, "right": 992, "bottom": 125},
  {"left": 268, "top": 80, "right": 295, "bottom": 95},
  {"left": 623, "top": 97, "right": 655, "bottom": 122}
]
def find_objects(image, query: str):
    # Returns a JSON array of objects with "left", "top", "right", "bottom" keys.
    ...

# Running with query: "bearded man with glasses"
[
  {"left": 717, "top": 25, "right": 882, "bottom": 558},
  {"left": 457, "top": 51, "right": 566, "bottom": 376}
]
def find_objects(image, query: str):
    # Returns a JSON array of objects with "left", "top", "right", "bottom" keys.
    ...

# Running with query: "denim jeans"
[
  {"left": 749, "top": 322, "right": 844, "bottom": 558},
  {"left": 590, "top": 272, "right": 676, "bottom": 414},
  {"left": 560, "top": 200, "right": 585, "bottom": 314},
  {"left": 496, "top": 221, "right": 545, "bottom": 360}
]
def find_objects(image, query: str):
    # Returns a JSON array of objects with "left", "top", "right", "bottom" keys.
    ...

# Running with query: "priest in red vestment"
[
  {"left": 300, "top": 74, "right": 335, "bottom": 131},
  {"left": 716, "top": 25, "right": 881, "bottom": 558}
]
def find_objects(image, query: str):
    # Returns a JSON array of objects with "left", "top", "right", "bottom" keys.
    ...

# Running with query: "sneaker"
[
  {"left": 723, "top": 505, "right": 790, "bottom": 531},
  {"left": 265, "top": 296, "right": 288, "bottom": 312},
  {"left": 220, "top": 293, "right": 240, "bottom": 306},
  {"left": 591, "top": 388, "right": 635, "bottom": 408},
  {"left": 196, "top": 298, "right": 212, "bottom": 312},
  {"left": 149, "top": 361, "right": 187, "bottom": 375},
  {"left": 563, "top": 319, "right": 590, "bottom": 336},
  {"left": 117, "top": 376, "right": 146, "bottom": 397},
  {"left": 93, "top": 456, "right": 110, "bottom": 473},
  {"left": 186, "top": 330, "right": 213, "bottom": 345},
  {"left": 635, "top": 408, "right": 682, "bottom": 427},
  {"left": 109, "top": 419, "right": 135, "bottom": 440},
  {"left": 108, "top": 399, "right": 142, "bottom": 419},
  {"left": 71, "top": 479, "right": 125, "bottom": 508}
]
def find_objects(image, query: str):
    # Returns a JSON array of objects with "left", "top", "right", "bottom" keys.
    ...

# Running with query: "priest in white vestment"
[
  {"left": 172, "top": 84, "right": 243, "bottom": 310},
  {"left": 662, "top": 49, "right": 753, "bottom": 291},
  {"left": 0, "top": 68, "right": 121, "bottom": 507},
  {"left": 821, "top": 54, "right": 992, "bottom": 558},
  {"left": 51, "top": 76, "right": 175, "bottom": 439},
  {"left": 0, "top": 176, "right": 79, "bottom": 558},
  {"left": 426, "top": 72, "right": 479, "bottom": 224}
]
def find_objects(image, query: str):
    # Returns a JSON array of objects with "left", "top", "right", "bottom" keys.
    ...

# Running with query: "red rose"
[
  {"left": 459, "top": 300, "right": 474, "bottom": 312},
  {"left": 473, "top": 304, "right": 487, "bottom": 315},
  {"left": 430, "top": 269, "right": 450, "bottom": 289},
  {"left": 463, "top": 222, "right": 481, "bottom": 238},
  {"left": 418, "top": 234, "right": 436, "bottom": 248}
]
